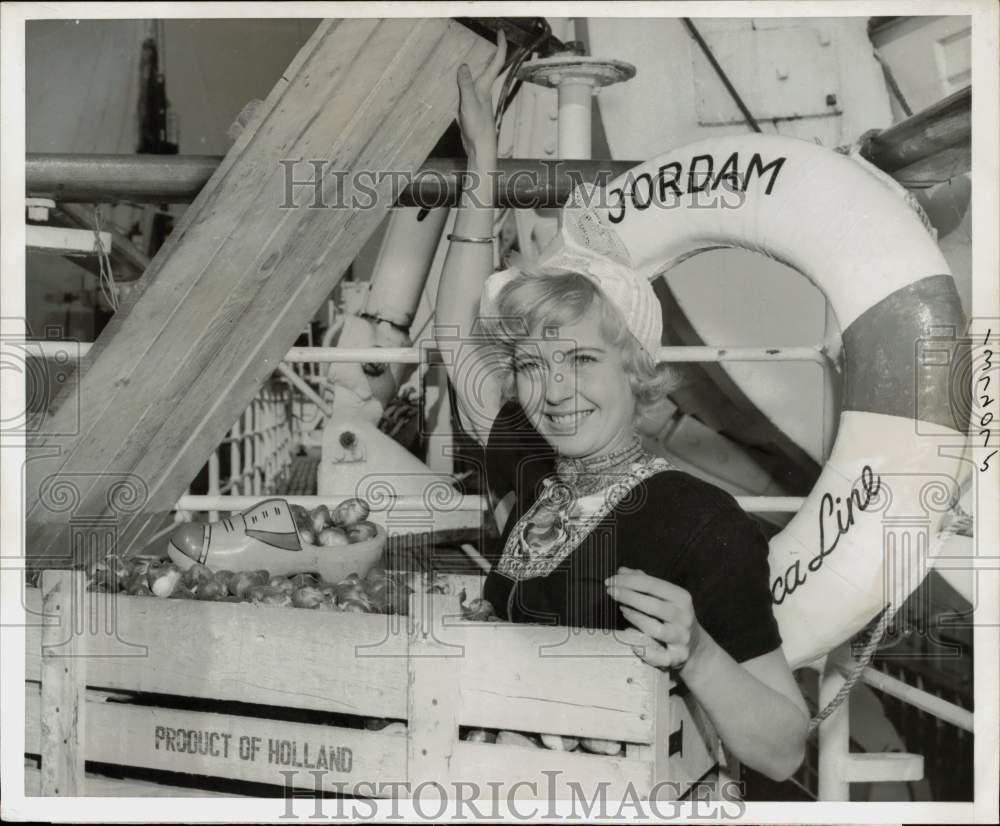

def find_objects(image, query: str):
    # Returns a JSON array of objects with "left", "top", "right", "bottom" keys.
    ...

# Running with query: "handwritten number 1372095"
[{"left": 979, "top": 329, "right": 997, "bottom": 472}]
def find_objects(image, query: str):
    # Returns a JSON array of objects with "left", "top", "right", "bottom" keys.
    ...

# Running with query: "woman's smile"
[
  {"left": 544, "top": 408, "right": 595, "bottom": 429},
  {"left": 514, "top": 308, "right": 636, "bottom": 459}
]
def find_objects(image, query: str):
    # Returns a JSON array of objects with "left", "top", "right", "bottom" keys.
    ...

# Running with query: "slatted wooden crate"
[{"left": 24, "top": 571, "right": 718, "bottom": 800}]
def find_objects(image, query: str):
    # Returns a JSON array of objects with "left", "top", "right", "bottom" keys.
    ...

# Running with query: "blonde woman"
[{"left": 436, "top": 34, "right": 808, "bottom": 783}]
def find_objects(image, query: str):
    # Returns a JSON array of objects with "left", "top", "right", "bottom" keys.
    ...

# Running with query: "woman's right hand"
[{"left": 456, "top": 30, "right": 507, "bottom": 163}]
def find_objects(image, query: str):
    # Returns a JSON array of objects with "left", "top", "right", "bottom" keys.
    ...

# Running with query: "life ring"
[{"left": 538, "top": 134, "right": 969, "bottom": 668}]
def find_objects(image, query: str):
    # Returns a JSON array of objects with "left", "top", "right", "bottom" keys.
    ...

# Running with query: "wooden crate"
[{"left": 24, "top": 571, "right": 718, "bottom": 800}]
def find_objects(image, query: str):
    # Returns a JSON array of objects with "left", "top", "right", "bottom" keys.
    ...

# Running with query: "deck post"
[{"left": 817, "top": 645, "right": 852, "bottom": 801}]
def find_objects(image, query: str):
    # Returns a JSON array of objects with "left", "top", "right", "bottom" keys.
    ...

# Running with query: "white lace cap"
[{"left": 480, "top": 183, "right": 662, "bottom": 357}]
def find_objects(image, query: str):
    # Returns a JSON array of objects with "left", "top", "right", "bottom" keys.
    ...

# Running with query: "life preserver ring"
[{"left": 539, "top": 134, "right": 969, "bottom": 668}]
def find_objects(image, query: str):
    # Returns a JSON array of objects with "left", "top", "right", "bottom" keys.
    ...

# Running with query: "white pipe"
[
  {"left": 460, "top": 543, "right": 493, "bottom": 574},
  {"left": 558, "top": 79, "right": 593, "bottom": 159},
  {"left": 818, "top": 645, "right": 852, "bottom": 801},
  {"left": 176, "top": 494, "right": 486, "bottom": 512},
  {"left": 838, "top": 752, "right": 923, "bottom": 784},
  {"left": 251, "top": 400, "right": 262, "bottom": 497},
  {"left": 29, "top": 341, "right": 827, "bottom": 365},
  {"left": 237, "top": 411, "right": 247, "bottom": 495},
  {"left": 737, "top": 496, "right": 806, "bottom": 511},
  {"left": 843, "top": 664, "right": 974, "bottom": 733},
  {"left": 263, "top": 394, "right": 274, "bottom": 491},
  {"left": 275, "top": 362, "right": 332, "bottom": 418},
  {"left": 26, "top": 225, "right": 112, "bottom": 256},
  {"left": 229, "top": 416, "right": 241, "bottom": 496},
  {"left": 289, "top": 345, "right": 828, "bottom": 365},
  {"left": 207, "top": 452, "right": 220, "bottom": 522},
  {"left": 173, "top": 493, "right": 803, "bottom": 514}
]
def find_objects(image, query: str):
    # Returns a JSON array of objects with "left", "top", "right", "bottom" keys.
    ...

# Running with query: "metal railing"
[{"left": 30, "top": 339, "right": 830, "bottom": 365}]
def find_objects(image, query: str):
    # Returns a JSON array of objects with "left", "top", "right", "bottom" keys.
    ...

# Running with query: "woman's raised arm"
[{"left": 435, "top": 33, "right": 507, "bottom": 447}]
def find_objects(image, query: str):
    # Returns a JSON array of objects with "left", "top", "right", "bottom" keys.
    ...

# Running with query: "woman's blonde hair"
[{"left": 482, "top": 271, "right": 680, "bottom": 420}]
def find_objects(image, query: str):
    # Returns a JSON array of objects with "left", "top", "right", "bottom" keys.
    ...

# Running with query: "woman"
[{"left": 436, "top": 34, "right": 809, "bottom": 783}]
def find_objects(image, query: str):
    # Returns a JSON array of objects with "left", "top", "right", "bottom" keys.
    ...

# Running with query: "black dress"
[{"left": 482, "top": 401, "right": 782, "bottom": 664}]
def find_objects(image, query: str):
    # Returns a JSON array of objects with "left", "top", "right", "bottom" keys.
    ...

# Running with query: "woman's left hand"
[{"left": 605, "top": 566, "right": 704, "bottom": 672}]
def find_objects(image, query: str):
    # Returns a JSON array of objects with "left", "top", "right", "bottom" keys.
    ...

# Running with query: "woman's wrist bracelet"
[{"left": 447, "top": 233, "right": 494, "bottom": 244}]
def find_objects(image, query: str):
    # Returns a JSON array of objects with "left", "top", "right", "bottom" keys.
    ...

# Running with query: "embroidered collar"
[
  {"left": 496, "top": 454, "right": 674, "bottom": 582},
  {"left": 554, "top": 437, "right": 647, "bottom": 496}
]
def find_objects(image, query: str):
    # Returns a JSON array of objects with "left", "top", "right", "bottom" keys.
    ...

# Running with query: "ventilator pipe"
[
  {"left": 326, "top": 206, "right": 450, "bottom": 422},
  {"left": 558, "top": 79, "right": 594, "bottom": 159},
  {"left": 517, "top": 50, "right": 636, "bottom": 160},
  {"left": 365, "top": 207, "right": 450, "bottom": 330}
]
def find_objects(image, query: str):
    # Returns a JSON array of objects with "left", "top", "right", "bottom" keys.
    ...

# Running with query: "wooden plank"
[
  {"left": 24, "top": 762, "right": 242, "bottom": 797},
  {"left": 451, "top": 624, "right": 655, "bottom": 743},
  {"left": 26, "top": 683, "right": 664, "bottom": 800},
  {"left": 26, "top": 683, "right": 406, "bottom": 794},
  {"left": 403, "top": 593, "right": 655, "bottom": 741},
  {"left": 23, "top": 584, "right": 708, "bottom": 799},
  {"left": 25, "top": 20, "right": 448, "bottom": 548},
  {"left": 27, "top": 587, "right": 656, "bottom": 742},
  {"left": 28, "top": 20, "right": 352, "bottom": 419},
  {"left": 26, "top": 588, "right": 409, "bottom": 717},
  {"left": 39, "top": 571, "right": 86, "bottom": 796},
  {"left": 632, "top": 670, "right": 672, "bottom": 798},
  {"left": 26, "top": 18, "right": 497, "bottom": 562},
  {"left": 451, "top": 741, "right": 652, "bottom": 801},
  {"left": 667, "top": 690, "right": 719, "bottom": 799},
  {"left": 407, "top": 593, "right": 463, "bottom": 793}
]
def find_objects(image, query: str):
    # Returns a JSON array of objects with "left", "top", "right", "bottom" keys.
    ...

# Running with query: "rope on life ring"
[
  {"left": 807, "top": 498, "right": 972, "bottom": 729},
  {"left": 808, "top": 605, "right": 893, "bottom": 733}
]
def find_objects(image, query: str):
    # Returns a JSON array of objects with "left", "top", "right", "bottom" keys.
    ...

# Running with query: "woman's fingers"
[
  {"left": 606, "top": 575, "right": 692, "bottom": 631},
  {"left": 457, "top": 63, "right": 476, "bottom": 101},
  {"left": 622, "top": 629, "right": 688, "bottom": 670},
  {"left": 476, "top": 30, "right": 507, "bottom": 94},
  {"left": 619, "top": 605, "right": 689, "bottom": 646},
  {"left": 607, "top": 583, "right": 684, "bottom": 624},
  {"left": 609, "top": 567, "right": 693, "bottom": 607},
  {"left": 616, "top": 626, "right": 648, "bottom": 648},
  {"left": 650, "top": 644, "right": 689, "bottom": 670},
  {"left": 456, "top": 31, "right": 507, "bottom": 155},
  {"left": 607, "top": 570, "right": 695, "bottom": 671},
  {"left": 617, "top": 604, "right": 659, "bottom": 637}
]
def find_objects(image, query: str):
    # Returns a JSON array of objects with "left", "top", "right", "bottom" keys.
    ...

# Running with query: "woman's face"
[{"left": 513, "top": 306, "right": 637, "bottom": 459}]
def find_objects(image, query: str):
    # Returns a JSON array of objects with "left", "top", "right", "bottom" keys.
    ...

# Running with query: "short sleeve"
[
  {"left": 484, "top": 401, "right": 555, "bottom": 502},
  {"left": 676, "top": 510, "right": 782, "bottom": 663}
]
